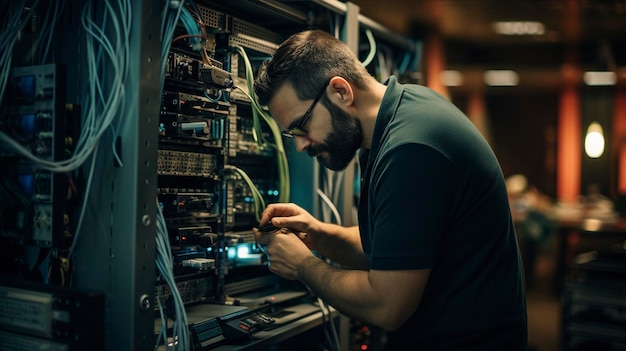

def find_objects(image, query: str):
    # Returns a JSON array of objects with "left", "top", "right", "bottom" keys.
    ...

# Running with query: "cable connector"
[
  {"left": 169, "top": 0, "right": 181, "bottom": 9},
  {"left": 200, "top": 67, "right": 233, "bottom": 89}
]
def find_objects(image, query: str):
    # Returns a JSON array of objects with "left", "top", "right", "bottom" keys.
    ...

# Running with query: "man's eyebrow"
[{"left": 285, "top": 118, "right": 299, "bottom": 130}]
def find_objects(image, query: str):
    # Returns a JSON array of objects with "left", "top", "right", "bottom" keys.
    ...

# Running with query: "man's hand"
[
  {"left": 253, "top": 228, "right": 314, "bottom": 280},
  {"left": 257, "top": 203, "right": 321, "bottom": 251}
]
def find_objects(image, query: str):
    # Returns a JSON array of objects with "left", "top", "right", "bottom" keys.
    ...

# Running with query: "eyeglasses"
[{"left": 281, "top": 82, "right": 327, "bottom": 138}]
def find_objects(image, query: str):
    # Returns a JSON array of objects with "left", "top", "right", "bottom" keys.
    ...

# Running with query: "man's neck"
[{"left": 356, "top": 79, "right": 388, "bottom": 149}]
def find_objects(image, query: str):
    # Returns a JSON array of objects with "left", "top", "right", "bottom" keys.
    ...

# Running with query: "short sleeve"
[{"left": 368, "top": 143, "right": 455, "bottom": 270}]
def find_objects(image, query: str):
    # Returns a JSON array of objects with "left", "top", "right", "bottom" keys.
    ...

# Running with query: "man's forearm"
[
  {"left": 297, "top": 256, "right": 382, "bottom": 326},
  {"left": 296, "top": 255, "right": 427, "bottom": 331},
  {"left": 311, "top": 224, "right": 368, "bottom": 269}
]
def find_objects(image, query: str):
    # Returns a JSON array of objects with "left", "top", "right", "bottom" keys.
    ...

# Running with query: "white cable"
[
  {"left": 67, "top": 142, "right": 99, "bottom": 261},
  {"left": 156, "top": 199, "right": 190, "bottom": 350},
  {"left": 155, "top": 286, "right": 168, "bottom": 349},
  {"left": 0, "top": 0, "right": 40, "bottom": 102},
  {"left": 317, "top": 297, "right": 340, "bottom": 351},
  {"left": 361, "top": 29, "right": 377, "bottom": 67},
  {"left": 66, "top": 0, "right": 134, "bottom": 268},
  {"left": 0, "top": 0, "right": 129, "bottom": 174},
  {"left": 316, "top": 188, "right": 342, "bottom": 226},
  {"left": 330, "top": 169, "right": 343, "bottom": 216},
  {"left": 160, "top": 0, "right": 186, "bottom": 91}
]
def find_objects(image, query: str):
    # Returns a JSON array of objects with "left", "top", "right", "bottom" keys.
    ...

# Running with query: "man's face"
[
  {"left": 307, "top": 94, "right": 363, "bottom": 171},
  {"left": 268, "top": 82, "right": 362, "bottom": 171}
]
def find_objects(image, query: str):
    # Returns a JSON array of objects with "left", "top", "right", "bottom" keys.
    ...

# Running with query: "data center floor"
[{"left": 526, "top": 252, "right": 561, "bottom": 351}]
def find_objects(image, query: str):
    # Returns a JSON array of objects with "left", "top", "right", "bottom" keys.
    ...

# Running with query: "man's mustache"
[{"left": 307, "top": 145, "right": 326, "bottom": 157}]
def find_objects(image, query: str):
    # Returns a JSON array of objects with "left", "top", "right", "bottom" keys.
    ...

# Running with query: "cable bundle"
[
  {"left": 232, "top": 45, "right": 290, "bottom": 204},
  {"left": 0, "top": 1, "right": 40, "bottom": 104},
  {"left": 1, "top": 0, "right": 132, "bottom": 174},
  {"left": 65, "top": 0, "right": 133, "bottom": 260},
  {"left": 25, "top": 0, "right": 67, "bottom": 64},
  {"left": 155, "top": 200, "right": 190, "bottom": 351},
  {"left": 160, "top": 0, "right": 186, "bottom": 91}
]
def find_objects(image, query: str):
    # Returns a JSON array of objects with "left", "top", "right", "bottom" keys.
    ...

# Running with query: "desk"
[{"left": 554, "top": 217, "right": 626, "bottom": 296}]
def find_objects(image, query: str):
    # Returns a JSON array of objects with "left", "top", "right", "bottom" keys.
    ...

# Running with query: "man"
[{"left": 253, "top": 29, "right": 527, "bottom": 350}]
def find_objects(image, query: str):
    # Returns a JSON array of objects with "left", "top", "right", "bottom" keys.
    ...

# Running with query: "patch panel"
[
  {"left": 159, "top": 112, "right": 213, "bottom": 140},
  {"left": 168, "top": 224, "right": 218, "bottom": 248},
  {"left": 157, "top": 150, "right": 218, "bottom": 177},
  {"left": 161, "top": 91, "right": 230, "bottom": 117},
  {"left": 0, "top": 64, "right": 67, "bottom": 248},
  {"left": 166, "top": 51, "right": 206, "bottom": 83},
  {"left": 155, "top": 273, "right": 216, "bottom": 311},
  {"left": 159, "top": 192, "right": 217, "bottom": 214},
  {"left": 0, "top": 278, "right": 104, "bottom": 351}
]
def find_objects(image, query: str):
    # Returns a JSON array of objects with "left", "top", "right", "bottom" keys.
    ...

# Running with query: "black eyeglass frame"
[{"left": 281, "top": 82, "right": 328, "bottom": 138}]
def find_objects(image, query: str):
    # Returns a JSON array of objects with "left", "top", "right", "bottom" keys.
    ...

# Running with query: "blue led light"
[
  {"left": 15, "top": 75, "right": 36, "bottom": 98},
  {"left": 19, "top": 113, "right": 36, "bottom": 137},
  {"left": 18, "top": 174, "right": 35, "bottom": 195}
]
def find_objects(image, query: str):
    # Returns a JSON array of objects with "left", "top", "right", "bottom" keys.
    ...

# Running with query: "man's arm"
[
  {"left": 300, "top": 256, "right": 429, "bottom": 331},
  {"left": 255, "top": 231, "right": 429, "bottom": 331},
  {"left": 304, "top": 224, "right": 368, "bottom": 269}
]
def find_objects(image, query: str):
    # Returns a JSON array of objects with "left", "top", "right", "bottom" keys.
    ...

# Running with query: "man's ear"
[{"left": 328, "top": 76, "right": 354, "bottom": 107}]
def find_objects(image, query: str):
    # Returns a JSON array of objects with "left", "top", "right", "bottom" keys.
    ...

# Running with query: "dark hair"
[{"left": 254, "top": 30, "right": 371, "bottom": 107}]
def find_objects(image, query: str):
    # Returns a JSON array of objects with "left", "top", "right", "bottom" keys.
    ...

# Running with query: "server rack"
[
  {"left": 562, "top": 251, "right": 626, "bottom": 351},
  {"left": 0, "top": 1, "right": 419, "bottom": 350}
]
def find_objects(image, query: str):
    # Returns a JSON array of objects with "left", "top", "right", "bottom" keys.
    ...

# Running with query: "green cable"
[
  {"left": 234, "top": 46, "right": 290, "bottom": 203},
  {"left": 225, "top": 165, "right": 265, "bottom": 222}
]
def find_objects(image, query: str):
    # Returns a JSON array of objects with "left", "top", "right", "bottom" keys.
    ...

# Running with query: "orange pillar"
[
  {"left": 614, "top": 69, "right": 626, "bottom": 195},
  {"left": 556, "top": 63, "right": 582, "bottom": 203},
  {"left": 423, "top": 30, "right": 448, "bottom": 99},
  {"left": 466, "top": 88, "right": 492, "bottom": 145}
]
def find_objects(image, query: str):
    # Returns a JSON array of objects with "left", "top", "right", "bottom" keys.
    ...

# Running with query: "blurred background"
[
  {"left": 354, "top": 0, "right": 626, "bottom": 202},
  {"left": 351, "top": 1, "right": 626, "bottom": 350}
]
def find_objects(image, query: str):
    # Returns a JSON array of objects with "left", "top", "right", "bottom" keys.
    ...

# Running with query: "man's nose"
[{"left": 293, "top": 136, "right": 311, "bottom": 152}]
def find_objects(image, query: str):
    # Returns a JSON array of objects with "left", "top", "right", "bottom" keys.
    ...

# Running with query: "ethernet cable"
[
  {"left": 63, "top": 0, "right": 134, "bottom": 282},
  {"left": 316, "top": 188, "right": 343, "bottom": 227},
  {"left": 224, "top": 165, "right": 266, "bottom": 222},
  {"left": 178, "top": 3, "right": 202, "bottom": 51},
  {"left": 0, "top": 0, "right": 40, "bottom": 104},
  {"left": 0, "top": 0, "right": 133, "bottom": 267},
  {"left": 24, "top": 0, "right": 66, "bottom": 64},
  {"left": 0, "top": 0, "right": 131, "bottom": 173},
  {"left": 232, "top": 45, "right": 290, "bottom": 203},
  {"left": 361, "top": 28, "right": 377, "bottom": 68},
  {"left": 155, "top": 286, "right": 168, "bottom": 348},
  {"left": 317, "top": 296, "right": 341, "bottom": 351},
  {"left": 161, "top": 0, "right": 186, "bottom": 91},
  {"left": 67, "top": 142, "right": 99, "bottom": 262},
  {"left": 156, "top": 199, "right": 190, "bottom": 351}
]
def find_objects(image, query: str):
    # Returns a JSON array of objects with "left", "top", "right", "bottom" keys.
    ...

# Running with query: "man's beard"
[{"left": 307, "top": 95, "right": 363, "bottom": 171}]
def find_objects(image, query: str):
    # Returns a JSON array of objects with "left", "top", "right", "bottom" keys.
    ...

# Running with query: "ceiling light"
[
  {"left": 492, "top": 21, "right": 545, "bottom": 36},
  {"left": 583, "top": 71, "right": 617, "bottom": 86},
  {"left": 584, "top": 122, "right": 605, "bottom": 158},
  {"left": 440, "top": 70, "right": 463, "bottom": 86},
  {"left": 483, "top": 70, "right": 519, "bottom": 86}
]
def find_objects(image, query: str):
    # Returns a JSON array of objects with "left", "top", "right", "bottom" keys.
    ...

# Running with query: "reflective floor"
[{"left": 526, "top": 250, "right": 561, "bottom": 351}]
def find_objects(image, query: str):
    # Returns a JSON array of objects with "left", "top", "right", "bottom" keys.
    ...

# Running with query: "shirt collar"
[{"left": 364, "top": 75, "right": 403, "bottom": 170}]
